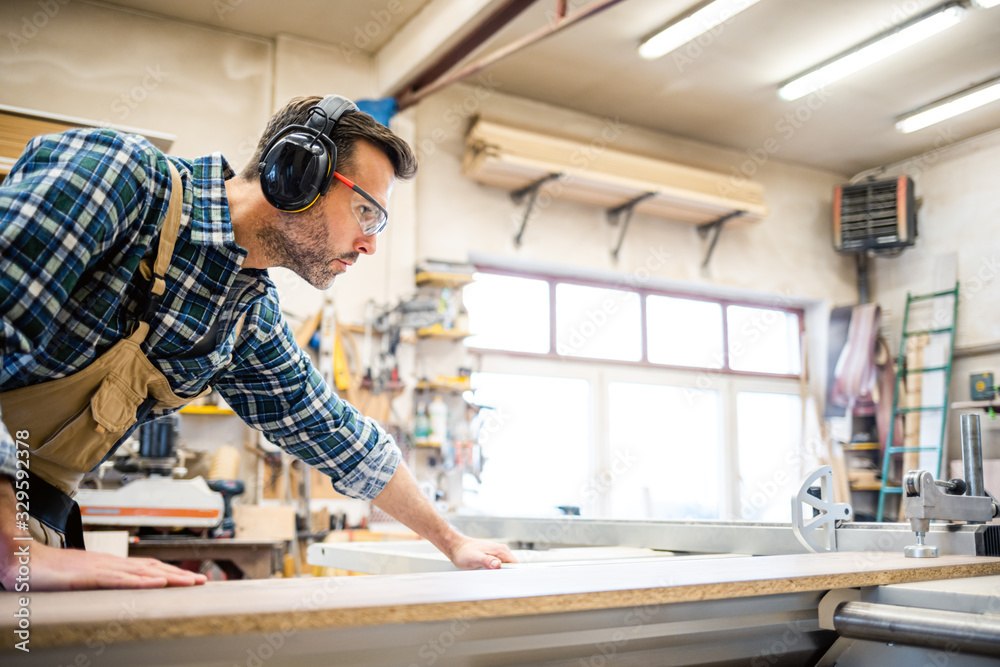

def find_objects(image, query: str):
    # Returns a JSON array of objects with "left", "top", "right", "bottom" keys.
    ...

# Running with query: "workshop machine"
[
  {"left": 74, "top": 414, "right": 229, "bottom": 532},
  {"left": 309, "top": 412, "right": 1000, "bottom": 666}
]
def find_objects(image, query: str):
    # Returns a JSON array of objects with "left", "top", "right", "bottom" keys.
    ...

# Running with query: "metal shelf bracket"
[
  {"left": 511, "top": 172, "right": 562, "bottom": 247},
  {"left": 697, "top": 210, "right": 745, "bottom": 268},
  {"left": 607, "top": 192, "right": 657, "bottom": 260}
]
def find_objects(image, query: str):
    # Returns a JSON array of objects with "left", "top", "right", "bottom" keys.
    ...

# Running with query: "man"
[{"left": 0, "top": 94, "right": 515, "bottom": 591}]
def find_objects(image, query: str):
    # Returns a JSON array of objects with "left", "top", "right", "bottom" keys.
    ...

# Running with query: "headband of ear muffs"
[{"left": 258, "top": 95, "right": 359, "bottom": 212}]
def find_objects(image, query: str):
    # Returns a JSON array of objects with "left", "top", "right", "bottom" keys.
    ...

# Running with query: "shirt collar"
[{"left": 178, "top": 152, "right": 246, "bottom": 258}]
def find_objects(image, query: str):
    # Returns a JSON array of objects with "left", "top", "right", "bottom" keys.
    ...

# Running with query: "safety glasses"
[{"left": 333, "top": 171, "right": 388, "bottom": 236}]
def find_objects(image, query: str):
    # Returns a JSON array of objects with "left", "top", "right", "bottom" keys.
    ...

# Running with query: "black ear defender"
[{"left": 258, "top": 95, "right": 359, "bottom": 212}]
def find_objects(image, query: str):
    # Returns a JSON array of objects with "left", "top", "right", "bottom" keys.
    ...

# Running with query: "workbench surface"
[{"left": 2, "top": 551, "right": 998, "bottom": 650}]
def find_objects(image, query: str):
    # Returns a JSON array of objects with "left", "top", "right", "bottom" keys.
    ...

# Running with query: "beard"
[{"left": 255, "top": 207, "right": 358, "bottom": 289}]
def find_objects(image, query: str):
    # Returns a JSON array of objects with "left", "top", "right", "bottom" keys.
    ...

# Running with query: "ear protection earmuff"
[{"left": 258, "top": 95, "right": 359, "bottom": 212}]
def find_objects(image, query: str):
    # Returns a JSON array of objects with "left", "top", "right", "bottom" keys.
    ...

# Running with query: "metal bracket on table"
[
  {"left": 792, "top": 465, "right": 854, "bottom": 553},
  {"left": 511, "top": 172, "right": 562, "bottom": 247},
  {"left": 696, "top": 210, "right": 745, "bottom": 268},
  {"left": 607, "top": 192, "right": 657, "bottom": 260}
]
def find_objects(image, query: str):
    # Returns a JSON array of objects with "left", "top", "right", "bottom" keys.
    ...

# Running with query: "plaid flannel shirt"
[{"left": 0, "top": 128, "right": 399, "bottom": 499}]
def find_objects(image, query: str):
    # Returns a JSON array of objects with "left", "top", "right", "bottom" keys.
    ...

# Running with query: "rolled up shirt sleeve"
[{"left": 213, "top": 297, "right": 400, "bottom": 500}]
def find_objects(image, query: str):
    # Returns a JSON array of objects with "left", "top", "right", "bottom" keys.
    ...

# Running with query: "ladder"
[{"left": 876, "top": 284, "right": 959, "bottom": 521}]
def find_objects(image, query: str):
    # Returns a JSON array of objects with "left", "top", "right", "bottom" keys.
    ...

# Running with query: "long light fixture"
[
  {"left": 778, "top": 2, "right": 966, "bottom": 101},
  {"left": 638, "top": 0, "right": 764, "bottom": 60},
  {"left": 896, "top": 75, "right": 1000, "bottom": 133}
]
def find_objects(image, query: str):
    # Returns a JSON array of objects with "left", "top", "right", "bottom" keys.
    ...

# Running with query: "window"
[
  {"left": 727, "top": 305, "right": 802, "bottom": 375},
  {"left": 737, "top": 392, "right": 803, "bottom": 522},
  {"left": 555, "top": 283, "right": 642, "bottom": 362},
  {"left": 464, "top": 372, "right": 591, "bottom": 516},
  {"left": 606, "top": 382, "right": 721, "bottom": 519},
  {"left": 463, "top": 273, "right": 550, "bottom": 354},
  {"left": 465, "top": 269, "right": 803, "bottom": 378},
  {"left": 646, "top": 295, "right": 724, "bottom": 368},
  {"left": 463, "top": 268, "right": 808, "bottom": 522}
]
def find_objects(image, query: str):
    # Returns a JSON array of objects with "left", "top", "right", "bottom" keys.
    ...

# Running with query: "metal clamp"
[{"left": 792, "top": 465, "right": 853, "bottom": 553}]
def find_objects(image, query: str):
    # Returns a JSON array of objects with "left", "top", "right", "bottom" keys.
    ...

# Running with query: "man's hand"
[
  {"left": 446, "top": 536, "right": 518, "bottom": 570},
  {"left": 1, "top": 540, "right": 207, "bottom": 592},
  {"left": 371, "top": 464, "right": 519, "bottom": 571},
  {"left": 1, "top": 475, "right": 206, "bottom": 592}
]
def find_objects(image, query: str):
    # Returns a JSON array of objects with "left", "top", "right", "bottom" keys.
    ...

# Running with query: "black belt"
[{"left": 26, "top": 470, "right": 86, "bottom": 550}]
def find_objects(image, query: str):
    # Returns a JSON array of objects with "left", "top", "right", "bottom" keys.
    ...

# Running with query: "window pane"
[
  {"left": 464, "top": 373, "right": 591, "bottom": 516},
  {"left": 464, "top": 273, "right": 550, "bottom": 354},
  {"left": 647, "top": 296, "right": 724, "bottom": 368},
  {"left": 737, "top": 392, "right": 802, "bottom": 522},
  {"left": 607, "top": 382, "right": 721, "bottom": 519},
  {"left": 727, "top": 305, "right": 801, "bottom": 374},
  {"left": 555, "top": 283, "right": 641, "bottom": 361}
]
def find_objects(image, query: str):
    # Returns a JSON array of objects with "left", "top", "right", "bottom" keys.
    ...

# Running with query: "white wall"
[
  {"left": 0, "top": 0, "right": 272, "bottom": 160},
  {"left": 868, "top": 129, "right": 1000, "bottom": 467}
]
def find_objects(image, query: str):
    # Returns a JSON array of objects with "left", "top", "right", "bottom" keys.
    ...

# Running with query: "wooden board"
[
  {"left": 2, "top": 551, "right": 998, "bottom": 650},
  {"left": 464, "top": 118, "right": 768, "bottom": 226}
]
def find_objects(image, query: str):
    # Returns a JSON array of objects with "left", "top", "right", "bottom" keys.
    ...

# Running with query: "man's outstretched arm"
[{"left": 371, "top": 463, "right": 518, "bottom": 570}]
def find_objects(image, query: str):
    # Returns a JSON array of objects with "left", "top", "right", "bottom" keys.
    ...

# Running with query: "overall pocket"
[{"left": 32, "top": 373, "right": 145, "bottom": 473}]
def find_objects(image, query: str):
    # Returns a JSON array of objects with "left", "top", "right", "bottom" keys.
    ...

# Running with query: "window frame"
[{"left": 466, "top": 266, "right": 805, "bottom": 380}]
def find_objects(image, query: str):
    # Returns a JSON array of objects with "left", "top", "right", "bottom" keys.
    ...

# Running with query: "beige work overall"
[{"left": 0, "top": 163, "right": 220, "bottom": 546}]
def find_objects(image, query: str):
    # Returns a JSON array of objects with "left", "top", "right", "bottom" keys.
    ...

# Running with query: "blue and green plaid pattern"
[{"left": 0, "top": 129, "right": 399, "bottom": 499}]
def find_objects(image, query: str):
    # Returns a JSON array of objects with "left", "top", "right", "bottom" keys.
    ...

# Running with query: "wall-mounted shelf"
[
  {"left": 416, "top": 324, "right": 470, "bottom": 340},
  {"left": 415, "top": 380, "right": 471, "bottom": 393},
  {"left": 463, "top": 118, "right": 768, "bottom": 257},
  {"left": 415, "top": 271, "right": 475, "bottom": 289},
  {"left": 180, "top": 405, "right": 237, "bottom": 416}
]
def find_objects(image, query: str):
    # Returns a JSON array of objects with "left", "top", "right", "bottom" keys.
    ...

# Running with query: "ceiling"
[{"left": 97, "top": 0, "right": 1000, "bottom": 175}]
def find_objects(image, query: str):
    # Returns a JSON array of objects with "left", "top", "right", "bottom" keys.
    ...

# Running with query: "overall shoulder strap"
[{"left": 138, "top": 160, "right": 184, "bottom": 300}]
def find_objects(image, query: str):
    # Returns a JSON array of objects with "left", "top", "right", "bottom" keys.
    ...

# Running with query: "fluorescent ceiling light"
[
  {"left": 778, "top": 3, "right": 966, "bottom": 101},
  {"left": 972, "top": 0, "right": 1000, "bottom": 8},
  {"left": 896, "top": 76, "right": 1000, "bottom": 133},
  {"left": 639, "top": 0, "right": 764, "bottom": 60}
]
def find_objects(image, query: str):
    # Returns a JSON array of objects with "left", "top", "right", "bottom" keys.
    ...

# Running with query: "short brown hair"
[{"left": 240, "top": 95, "right": 417, "bottom": 182}]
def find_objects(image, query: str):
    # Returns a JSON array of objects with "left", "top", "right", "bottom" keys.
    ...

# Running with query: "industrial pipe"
[
  {"left": 833, "top": 601, "right": 1000, "bottom": 657},
  {"left": 961, "top": 413, "right": 985, "bottom": 498}
]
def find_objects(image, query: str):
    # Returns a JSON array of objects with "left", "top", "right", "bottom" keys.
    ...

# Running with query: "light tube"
[
  {"left": 896, "top": 77, "right": 1000, "bottom": 133},
  {"left": 778, "top": 3, "right": 965, "bottom": 101},
  {"left": 639, "top": 0, "right": 764, "bottom": 60}
]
